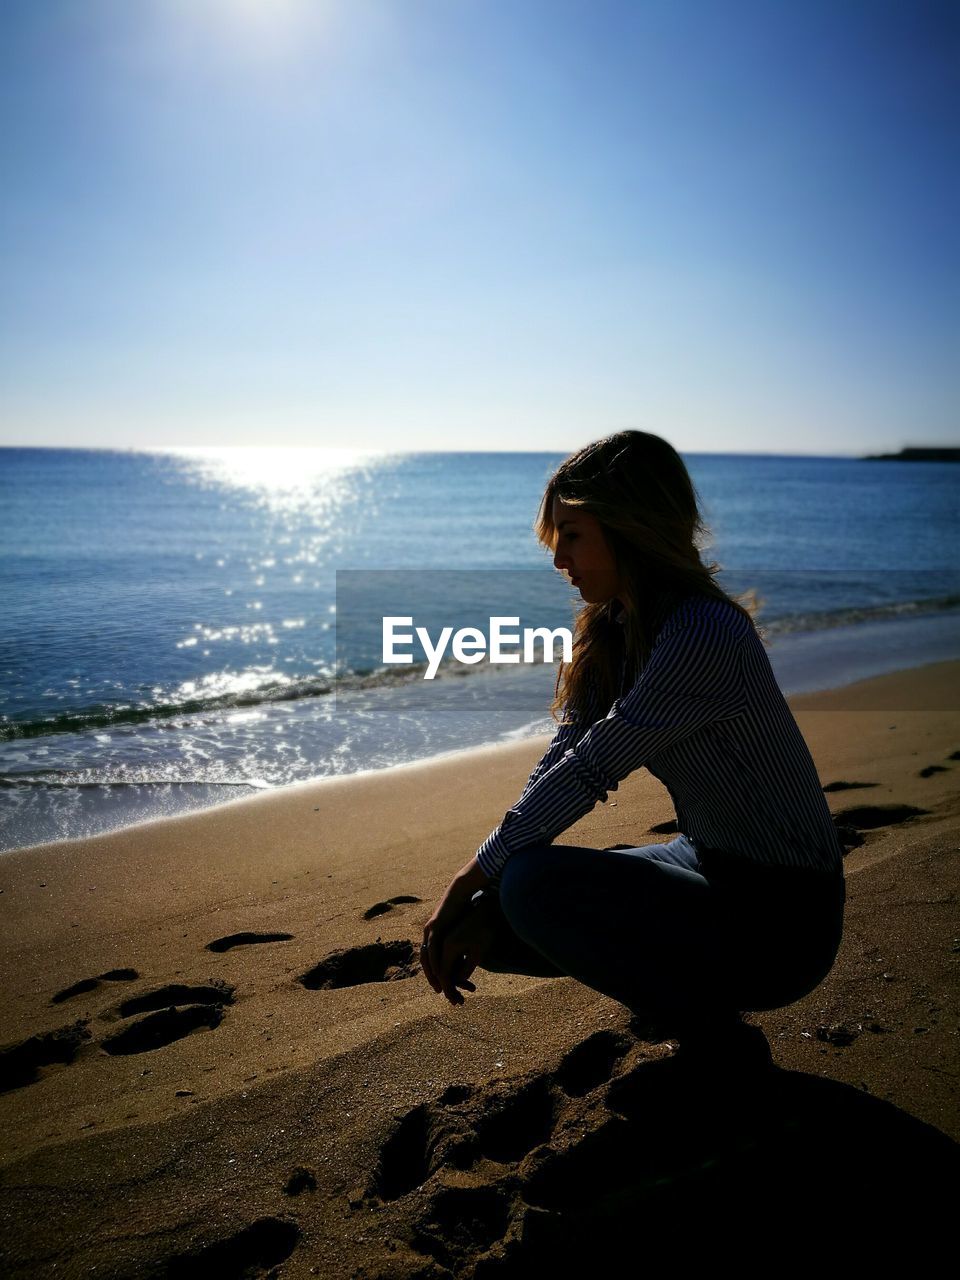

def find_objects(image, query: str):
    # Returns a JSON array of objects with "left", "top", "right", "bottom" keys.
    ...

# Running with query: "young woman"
[{"left": 420, "top": 431, "right": 846, "bottom": 1072}]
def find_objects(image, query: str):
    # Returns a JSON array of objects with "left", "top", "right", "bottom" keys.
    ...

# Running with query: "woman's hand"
[
  {"left": 421, "top": 857, "right": 493, "bottom": 1006},
  {"left": 433, "top": 901, "right": 501, "bottom": 1006}
]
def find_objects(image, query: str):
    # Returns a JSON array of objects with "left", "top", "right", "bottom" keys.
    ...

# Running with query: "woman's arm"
[
  {"left": 421, "top": 687, "right": 600, "bottom": 1004},
  {"left": 476, "top": 602, "right": 746, "bottom": 879},
  {"left": 515, "top": 673, "right": 602, "bottom": 805}
]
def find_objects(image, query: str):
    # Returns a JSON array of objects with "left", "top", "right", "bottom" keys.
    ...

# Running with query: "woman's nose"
[{"left": 553, "top": 546, "right": 571, "bottom": 573}]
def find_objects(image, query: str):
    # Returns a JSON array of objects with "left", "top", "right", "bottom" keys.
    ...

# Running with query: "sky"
[{"left": 0, "top": 0, "right": 956, "bottom": 456}]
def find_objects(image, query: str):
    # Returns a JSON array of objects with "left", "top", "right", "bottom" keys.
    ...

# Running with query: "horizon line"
[{"left": 0, "top": 443, "right": 945, "bottom": 460}]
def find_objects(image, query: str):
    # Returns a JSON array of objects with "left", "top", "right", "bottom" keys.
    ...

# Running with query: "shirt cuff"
[{"left": 475, "top": 829, "right": 512, "bottom": 880}]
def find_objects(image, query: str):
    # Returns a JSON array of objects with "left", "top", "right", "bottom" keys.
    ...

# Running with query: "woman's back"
[
  {"left": 477, "top": 589, "right": 844, "bottom": 880},
  {"left": 642, "top": 592, "right": 843, "bottom": 876}
]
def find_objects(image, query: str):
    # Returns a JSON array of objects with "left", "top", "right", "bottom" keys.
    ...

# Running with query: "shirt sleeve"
[
  {"left": 515, "top": 673, "right": 603, "bottom": 805},
  {"left": 475, "top": 606, "right": 745, "bottom": 880},
  {"left": 477, "top": 675, "right": 601, "bottom": 889}
]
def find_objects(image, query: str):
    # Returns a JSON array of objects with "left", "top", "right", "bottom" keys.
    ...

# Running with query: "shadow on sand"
[{"left": 362, "top": 1030, "right": 957, "bottom": 1272}]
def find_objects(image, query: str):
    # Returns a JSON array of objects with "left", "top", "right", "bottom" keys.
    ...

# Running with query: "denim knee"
[{"left": 498, "top": 845, "right": 554, "bottom": 931}]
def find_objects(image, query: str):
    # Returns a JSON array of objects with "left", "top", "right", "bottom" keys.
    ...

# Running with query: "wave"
[
  {"left": 2, "top": 592, "right": 957, "bottom": 742},
  {"left": 0, "top": 776, "right": 269, "bottom": 790},
  {"left": 0, "top": 661, "right": 448, "bottom": 742},
  {"left": 756, "top": 592, "right": 960, "bottom": 637}
]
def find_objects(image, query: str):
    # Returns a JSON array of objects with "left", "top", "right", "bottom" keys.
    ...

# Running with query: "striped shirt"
[{"left": 475, "top": 592, "right": 844, "bottom": 881}]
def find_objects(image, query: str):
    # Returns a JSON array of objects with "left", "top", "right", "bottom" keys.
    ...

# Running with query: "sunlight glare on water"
[
  {"left": 159, "top": 445, "right": 399, "bottom": 580},
  {"left": 160, "top": 446, "right": 395, "bottom": 515}
]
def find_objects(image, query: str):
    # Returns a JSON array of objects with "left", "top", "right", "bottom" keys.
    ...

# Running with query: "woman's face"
[{"left": 551, "top": 497, "right": 625, "bottom": 607}]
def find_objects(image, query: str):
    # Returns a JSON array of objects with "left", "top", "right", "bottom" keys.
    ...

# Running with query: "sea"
[{"left": 1, "top": 447, "right": 957, "bottom": 852}]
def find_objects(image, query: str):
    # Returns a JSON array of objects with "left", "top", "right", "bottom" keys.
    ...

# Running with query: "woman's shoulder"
[{"left": 657, "top": 590, "right": 753, "bottom": 642}]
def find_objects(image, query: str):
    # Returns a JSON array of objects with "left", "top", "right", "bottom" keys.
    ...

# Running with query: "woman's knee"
[
  {"left": 496, "top": 849, "right": 547, "bottom": 901},
  {"left": 498, "top": 845, "right": 557, "bottom": 931}
]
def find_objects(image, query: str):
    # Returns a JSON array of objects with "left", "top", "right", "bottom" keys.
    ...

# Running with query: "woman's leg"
[
  {"left": 698, "top": 851, "right": 846, "bottom": 1011},
  {"left": 476, "top": 836, "right": 845, "bottom": 1034},
  {"left": 507, "top": 841, "right": 733, "bottom": 1028},
  {"left": 475, "top": 835, "right": 702, "bottom": 982},
  {"left": 469, "top": 893, "right": 568, "bottom": 978},
  {"left": 477, "top": 837, "right": 736, "bottom": 1030}
]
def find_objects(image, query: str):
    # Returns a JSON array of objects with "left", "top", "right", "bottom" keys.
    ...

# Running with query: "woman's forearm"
[{"left": 454, "top": 855, "right": 493, "bottom": 895}]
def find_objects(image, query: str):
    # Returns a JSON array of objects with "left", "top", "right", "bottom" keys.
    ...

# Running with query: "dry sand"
[{"left": 1, "top": 660, "right": 958, "bottom": 1274}]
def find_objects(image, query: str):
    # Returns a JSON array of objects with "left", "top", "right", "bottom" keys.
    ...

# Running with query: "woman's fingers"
[
  {"left": 439, "top": 930, "right": 487, "bottom": 1005},
  {"left": 454, "top": 948, "right": 479, "bottom": 989},
  {"left": 423, "top": 917, "right": 460, "bottom": 1002},
  {"left": 424, "top": 945, "right": 441, "bottom": 994},
  {"left": 439, "top": 934, "right": 466, "bottom": 1004},
  {"left": 421, "top": 922, "right": 442, "bottom": 993},
  {"left": 453, "top": 952, "right": 477, "bottom": 994},
  {"left": 421, "top": 946, "right": 438, "bottom": 992},
  {"left": 422, "top": 889, "right": 492, "bottom": 1005},
  {"left": 427, "top": 927, "right": 448, "bottom": 998},
  {"left": 421, "top": 881, "right": 469, "bottom": 997}
]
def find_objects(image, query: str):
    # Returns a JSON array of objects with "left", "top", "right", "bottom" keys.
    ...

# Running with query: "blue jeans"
[{"left": 474, "top": 835, "right": 846, "bottom": 1032}]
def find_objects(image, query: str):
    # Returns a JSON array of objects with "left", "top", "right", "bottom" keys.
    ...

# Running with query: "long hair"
[{"left": 537, "top": 431, "right": 762, "bottom": 724}]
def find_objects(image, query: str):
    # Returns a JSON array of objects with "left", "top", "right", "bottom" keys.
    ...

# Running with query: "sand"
[{"left": 1, "top": 660, "right": 958, "bottom": 1274}]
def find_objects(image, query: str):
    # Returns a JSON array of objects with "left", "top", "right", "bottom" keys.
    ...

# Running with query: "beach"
[
  {"left": 1, "top": 658, "right": 958, "bottom": 1273},
  {"left": 4, "top": 0, "right": 957, "bottom": 1266}
]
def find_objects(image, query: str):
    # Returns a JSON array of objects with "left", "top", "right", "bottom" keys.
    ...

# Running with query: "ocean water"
[{"left": 1, "top": 447, "right": 957, "bottom": 851}]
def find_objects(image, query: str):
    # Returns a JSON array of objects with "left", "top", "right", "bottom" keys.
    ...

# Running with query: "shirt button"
[{"left": 539, "top": 825, "right": 547, "bottom": 833}]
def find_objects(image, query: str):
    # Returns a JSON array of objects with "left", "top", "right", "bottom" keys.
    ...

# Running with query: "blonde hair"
[{"left": 537, "top": 431, "right": 761, "bottom": 723}]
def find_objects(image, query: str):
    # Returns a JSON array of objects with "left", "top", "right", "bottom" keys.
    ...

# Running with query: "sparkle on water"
[{"left": 159, "top": 446, "right": 395, "bottom": 507}]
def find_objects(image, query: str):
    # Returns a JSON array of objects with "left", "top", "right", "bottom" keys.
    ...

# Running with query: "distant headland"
[{"left": 862, "top": 446, "right": 960, "bottom": 462}]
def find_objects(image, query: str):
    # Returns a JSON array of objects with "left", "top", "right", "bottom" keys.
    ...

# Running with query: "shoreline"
[
  {"left": 1, "top": 658, "right": 958, "bottom": 1270},
  {"left": 3, "top": 611, "right": 958, "bottom": 855},
  {"left": 3, "top": 651, "right": 957, "bottom": 865}
]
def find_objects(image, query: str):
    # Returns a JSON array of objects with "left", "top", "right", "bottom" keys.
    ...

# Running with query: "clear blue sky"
[{"left": 0, "top": 0, "right": 956, "bottom": 454}]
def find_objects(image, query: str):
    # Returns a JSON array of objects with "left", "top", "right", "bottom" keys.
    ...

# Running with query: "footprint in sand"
[
  {"left": 0, "top": 1021, "right": 92, "bottom": 1093},
  {"left": 832, "top": 801, "right": 930, "bottom": 853},
  {"left": 355, "top": 1012, "right": 959, "bottom": 1269},
  {"left": 834, "top": 823, "right": 864, "bottom": 851},
  {"left": 362, "top": 895, "right": 423, "bottom": 921},
  {"left": 205, "top": 931, "right": 294, "bottom": 953},
  {"left": 51, "top": 968, "right": 139, "bottom": 1005},
  {"left": 100, "top": 981, "right": 235, "bottom": 1056},
  {"left": 365, "top": 1029, "right": 633, "bottom": 1206},
  {"left": 834, "top": 802, "right": 929, "bottom": 831},
  {"left": 283, "top": 1167, "right": 318, "bottom": 1196},
  {"left": 297, "top": 940, "right": 419, "bottom": 991},
  {"left": 918, "top": 764, "right": 949, "bottom": 778},
  {"left": 159, "top": 1216, "right": 300, "bottom": 1278},
  {"left": 356, "top": 1030, "right": 641, "bottom": 1271},
  {"left": 823, "top": 780, "right": 879, "bottom": 793}
]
